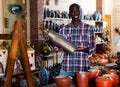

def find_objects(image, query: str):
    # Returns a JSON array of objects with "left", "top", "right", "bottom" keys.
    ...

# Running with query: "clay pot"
[
  {"left": 88, "top": 69, "right": 102, "bottom": 87},
  {"left": 76, "top": 72, "right": 89, "bottom": 87},
  {"left": 104, "top": 69, "right": 118, "bottom": 75},
  {"left": 96, "top": 76, "right": 113, "bottom": 87},
  {"left": 102, "top": 74, "right": 119, "bottom": 87},
  {"left": 88, "top": 69, "right": 102, "bottom": 80},
  {"left": 54, "top": 76, "right": 72, "bottom": 87}
]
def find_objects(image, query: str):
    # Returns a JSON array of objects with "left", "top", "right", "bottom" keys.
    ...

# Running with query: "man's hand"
[{"left": 76, "top": 47, "right": 89, "bottom": 54}]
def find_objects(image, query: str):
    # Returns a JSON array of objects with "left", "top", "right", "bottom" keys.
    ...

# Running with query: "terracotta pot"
[
  {"left": 88, "top": 69, "right": 102, "bottom": 80},
  {"left": 104, "top": 69, "right": 118, "bottom": 75},
  {"left": 54, "top": 76, "right": 72, "bottom": 87},
  {"left": 102, "top": 74, "right": 119, "bottom": 87},
  {"left": 96, "top": 77, "right": 113, "bottom": 87},
  {"left": 88, "top": 69, "right": 102, "bottom": 87},
  {"left": 76, "top": 72, "right": 89, "bottom": 87}
]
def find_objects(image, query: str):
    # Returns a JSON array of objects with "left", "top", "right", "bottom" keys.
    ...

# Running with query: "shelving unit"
[{"left": 0, "top": 19, "right": 34, "bottom": 87}]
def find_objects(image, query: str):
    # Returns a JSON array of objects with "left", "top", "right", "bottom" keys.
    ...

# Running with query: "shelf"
[{"left": 44, "top": 18, "right": 71, "bottom": 21}]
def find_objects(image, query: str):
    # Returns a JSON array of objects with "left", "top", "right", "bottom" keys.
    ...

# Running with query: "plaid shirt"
[{"left": 59, "top": 22, "right": 96, "bottom": 73}]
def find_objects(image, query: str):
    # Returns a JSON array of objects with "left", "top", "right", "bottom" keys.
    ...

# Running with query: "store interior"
[{"left": 0, "top": 0, "right": 120, "bottom": 87}]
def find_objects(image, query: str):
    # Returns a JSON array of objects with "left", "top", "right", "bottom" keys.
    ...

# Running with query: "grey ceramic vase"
[{"left": 97, "top": 12, "right": 102, "bottom": 21}]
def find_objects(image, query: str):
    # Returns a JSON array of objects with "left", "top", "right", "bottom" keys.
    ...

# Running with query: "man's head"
[{"left": 69, "top": 3, "right": 80, "bottom": 21}]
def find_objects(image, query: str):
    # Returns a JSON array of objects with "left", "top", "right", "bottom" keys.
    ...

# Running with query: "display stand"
[{"left": 0, "top": 19, "right": 34, "bottom": 87}]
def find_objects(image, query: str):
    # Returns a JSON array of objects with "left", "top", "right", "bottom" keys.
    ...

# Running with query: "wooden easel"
[{"left": 0, "top": 19, "right": 34, "bottom": 87}]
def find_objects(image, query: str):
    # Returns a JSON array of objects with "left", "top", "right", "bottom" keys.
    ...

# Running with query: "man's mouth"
[{"left": 74, "top": 16, "right": 79, "bottom": 18}]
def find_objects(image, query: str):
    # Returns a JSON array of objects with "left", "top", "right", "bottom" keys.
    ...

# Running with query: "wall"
[
  {"left": 45, "top": 0, "right": 96, "bottom": 15},
  {"left": 111, "top": 0, "right": 120, "bottom": 53},
  {"left": 0, "top": 0, "right": 3, "bottom": 34}
]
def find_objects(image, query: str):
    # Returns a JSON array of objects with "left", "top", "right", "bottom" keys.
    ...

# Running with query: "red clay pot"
[
  {"left": 96, "top": 76, "right": 113, "bottom": 87},
  {"left": 102, "top": 74, "right": 119, "bottom": 87},
  {"left": 76, "top": 72, "right": 89, "bottom": 87},
  {"left": 104, "top": 69, "right": 118, "bottom": 75},
  {"left": 88, "top": 69, "right": 102, "bottom": 87},
  {"left": 54, "top": 76, "right": 72, "bottom": 87}
]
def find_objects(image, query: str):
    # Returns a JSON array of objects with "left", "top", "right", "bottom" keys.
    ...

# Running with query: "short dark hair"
[{"left": 69, "top": 3, "right": 80, "bottom": 11}]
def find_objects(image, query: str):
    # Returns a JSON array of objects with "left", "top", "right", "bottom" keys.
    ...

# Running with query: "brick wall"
[
  {"left": 30, "top": 0, "right": 44, "bottom": 57},
  {"left": 96, "top": 0, "right": 105, "bottom": 20}
]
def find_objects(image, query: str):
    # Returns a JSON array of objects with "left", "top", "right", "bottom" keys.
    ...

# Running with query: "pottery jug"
[
  {"left": 76, "top": 72, "right": 89, "bottom": 87},
  {"left": 96, "top": 76, "right": 113, "bottom": 87},
  {"left": 54, "top": 76, "right": 72, "bottom": 87}
]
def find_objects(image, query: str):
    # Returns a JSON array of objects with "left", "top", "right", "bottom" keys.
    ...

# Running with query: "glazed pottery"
[
  {"left": 88, "top": 69, "right": 102, "bottom": 87},
  {"left": 96, "top": 76, "right": 113, "bottom": 87},
  {"left": 0, "top": 42, "right": 8, "bottom": 72},
  {"left": 26, "top": 42, "right": 36, "bottom": 70},
  {"left": 76, "top": 72, "right": 89, "bottom": 87},
  {"left": 54, "top": 76, "right": 72, "bottom": 87},
  {"left": 102, "top": 74, "right": 119, "bottom": 87}
]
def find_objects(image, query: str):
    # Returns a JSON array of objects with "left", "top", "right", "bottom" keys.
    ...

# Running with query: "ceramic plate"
[{"left": 11, "top": 5, "right": 22, "bottom": 14}]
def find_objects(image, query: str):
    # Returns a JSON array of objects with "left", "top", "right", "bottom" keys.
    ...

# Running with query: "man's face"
[{"left": 69, "top": 6, "right": 80, "bottom": 21}]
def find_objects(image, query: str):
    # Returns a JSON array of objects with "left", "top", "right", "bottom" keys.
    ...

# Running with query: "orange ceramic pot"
[
  {"left": 96, "top": 76, "right": 113, "bottom": 87},
  {"left": 54, "top": 76, "right": 72, "bottom": 87},
  {"left": 104, "top": 69, "right": 118, "bottom": 75},
  {"left": 88, "top": 69, "right": 102, "bottom": 87},
  {"left": 102, "top": 74, "right": 119, "bottom": 87},
  {"left": 76, "top": 72, "right": 89, "bottom": 87}
]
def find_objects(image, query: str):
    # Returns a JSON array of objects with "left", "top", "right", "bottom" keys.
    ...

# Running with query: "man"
[{"left": 58, "top": 3, "right": 96, "bottom": 77}]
